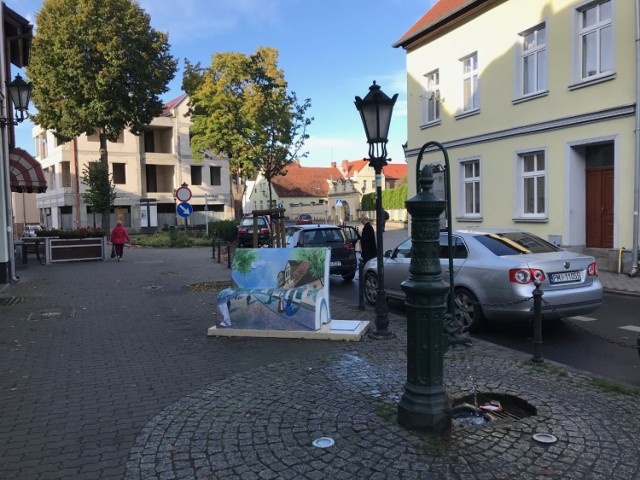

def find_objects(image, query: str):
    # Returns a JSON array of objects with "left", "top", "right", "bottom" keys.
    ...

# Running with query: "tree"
[
  {"left": 27, "top": 0, "right": 177, "bottom": 233},
  {"left": 182, "top": 47, "right": 313, "bottom": 219},
  {"left": 81, "top": 161, "right": 117, "bottom": 229},
  {"left": 232, "top": 249, "right": 258, "bottom": 275},
  {"left": 293, "top": 249, "right": 326, "bottom": 286}
]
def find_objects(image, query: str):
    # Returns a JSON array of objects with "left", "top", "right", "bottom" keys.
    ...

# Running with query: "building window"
[
  {"left": 210, "top": 166, "right": 221, "bottom": 186},
  {"left": 37, "top": 133, "right": 48, "bottom": 158},
  {"left": 459, "top": 159, "right": 481, "bottom": 217},
  {"left": 518, "top": 151, "right": 546, "bottom": 217},
  {"left": 421, "top": 69, "right": 440, "bottom": 124},
  {"left": 61, "top": 161, "right": 71, "bottom": 188},
  {"left": 578, "top": 0, "right": 613, "bottom": 80},
  {"left": 191, "top": 166, "right": 202, "bottom": 185},
  {"left": 519, "top": 23, "right": 547, "bottom": 96},
  {"left": 461, "top": 53, "right": 478, "bottom": 112},
  {"left": 112, "top": 163, "right": 126, "bottom": 184}
]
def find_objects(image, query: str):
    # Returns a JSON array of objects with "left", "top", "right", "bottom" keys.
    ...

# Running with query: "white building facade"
[{"left": 34, "top": 94, "right": 232, "bottom": 233}]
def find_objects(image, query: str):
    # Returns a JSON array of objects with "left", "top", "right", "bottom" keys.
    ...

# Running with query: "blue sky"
[{"left": 7, "top": 0, "right": 435, "bottom": 167}]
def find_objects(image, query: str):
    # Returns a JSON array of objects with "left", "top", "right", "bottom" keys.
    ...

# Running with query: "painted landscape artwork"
[{"left": 217, "top": 248, "right": 331, "bottom": 331}]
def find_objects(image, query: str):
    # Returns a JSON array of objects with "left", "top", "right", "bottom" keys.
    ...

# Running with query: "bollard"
[
  {"left": 211, "top": 237, "right": 216, "bottom": 259},
  {"left": 226, "top": 243, "right": 231, "bottom": 269},
  {"left": 532, "top": 279, "right": 544, "bottom": 364},
  {"left": 358, "top": 257, "right": 365, "bottom": 309},
  {"left": 217, "top": 242, "right": 221, "bottom": 263}
]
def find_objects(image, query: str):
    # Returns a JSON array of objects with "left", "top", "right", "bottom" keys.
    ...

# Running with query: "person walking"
[
  {"left": 110, "top": 220, "right": 131, "bottom": 262},
  {"left": 360, "top": 215, "right": 377, "bottom": 264}
]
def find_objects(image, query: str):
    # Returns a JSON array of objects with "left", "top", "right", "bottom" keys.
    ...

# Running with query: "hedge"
[{"left": 360, "top": 185, "right": 408, "bottom": 210}]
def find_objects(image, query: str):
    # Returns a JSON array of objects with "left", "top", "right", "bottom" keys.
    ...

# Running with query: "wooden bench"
[{"left": 215, "top": 247, "right": 331, "bottom": 332}]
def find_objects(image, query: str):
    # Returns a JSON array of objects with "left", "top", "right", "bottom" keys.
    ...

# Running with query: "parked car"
[
  {"left": 296, "top": 213, "right": 314, "bottom": 225},
  {"left": 22, "top": 225, "right": 42, "bottom": 237},
  {"left": 363, "top": 228, "right": 603, "bottom": 332},
  {"left": 285, "top": 224, "right": 358, "bottom": 281},
  {"left": 237, "top": 215, "right": 271, "bottom": 248}
]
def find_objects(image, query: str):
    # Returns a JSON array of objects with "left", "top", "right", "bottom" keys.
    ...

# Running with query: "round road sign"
[
  {"left": 175, "top": 186, "right": 192, "bottom": 202},
  {"left": 176, "top": 202, "right": 193, "bottom": 218}
]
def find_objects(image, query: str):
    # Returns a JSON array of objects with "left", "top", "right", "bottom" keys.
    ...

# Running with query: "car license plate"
[
  {"left": 549, "top": 271, "right": 581, "bottom": 284},
  {"left": 330, "top": 261, "right": 341, "bottom": 266}
]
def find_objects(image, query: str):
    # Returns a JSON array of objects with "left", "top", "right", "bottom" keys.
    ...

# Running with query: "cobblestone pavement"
[{"left": 1, "top": 247, "right": 639, "bottom": 479}]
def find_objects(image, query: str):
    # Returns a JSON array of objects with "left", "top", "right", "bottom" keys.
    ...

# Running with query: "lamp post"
[
  {"left": 355, "top": 81, "right": 398, "bottom": 338},
  {"left": 1, "top": 74, "right": 33, "bottom": 283}
]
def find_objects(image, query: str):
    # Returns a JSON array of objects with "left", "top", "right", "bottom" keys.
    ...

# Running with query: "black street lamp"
[
  {"left": 1, "top": 74, "right": 32, "bottom": 126},
  {"left": 1, "top": 74, "right": 33, "bottom": 284},
  {"left": 355, "top": 81, "right": 398, "bottom": 338}
]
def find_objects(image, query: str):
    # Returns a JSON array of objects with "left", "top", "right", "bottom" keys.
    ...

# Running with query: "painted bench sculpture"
[{"left": 215, "top": 247, "right": 331, "bottom": 332}]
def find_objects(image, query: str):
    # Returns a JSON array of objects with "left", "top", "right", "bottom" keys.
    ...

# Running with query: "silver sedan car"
[{"left": 363, "top": 228, "right": 603, "bottom": 332}]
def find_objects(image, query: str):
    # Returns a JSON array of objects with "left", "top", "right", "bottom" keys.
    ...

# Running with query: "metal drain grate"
[
  {"left": 0, "top": 296, "right": 26, "bottom": 306},
  {"left": 453, "top": 393, "right": 536, "bottom": 424}
]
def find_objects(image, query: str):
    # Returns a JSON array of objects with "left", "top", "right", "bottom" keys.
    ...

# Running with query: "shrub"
[
  {"left": 37, "top": 227, "right": 106, "bottom": 238},
  {"left": 129, "top": 230, "right": 213, "bottom": 248},
  {"left": 209, "top": 219, "right": 238, "bottom": 242}
]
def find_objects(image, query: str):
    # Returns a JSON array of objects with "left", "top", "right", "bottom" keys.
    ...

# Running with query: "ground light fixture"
[{"left": 354, "top": 81, "right": 398, "bottom": 338}]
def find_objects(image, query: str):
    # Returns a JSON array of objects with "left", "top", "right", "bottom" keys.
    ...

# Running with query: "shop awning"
[{"left": 9, "top": 147, "right": 47, "bottom": 193}]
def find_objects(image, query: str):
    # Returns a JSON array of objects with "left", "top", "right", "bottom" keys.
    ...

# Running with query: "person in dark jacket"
[
  {"left": 360, "top": 215, "right": 377, "bottom": 264},
  {"left": 110, "top": 220, "right": 131, "bottom": 262}
]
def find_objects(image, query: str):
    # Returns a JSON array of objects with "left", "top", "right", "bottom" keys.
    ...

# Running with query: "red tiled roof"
[
  {"left": 343, "top": 160, "right": 369, "bottom": 177},
  {"left": 393, "top": 0, "right": 479, "bottom": 48},
  {"left": 162, "top": 93, "right": 187, "bottom": 116},
  {"left": 271, "top": 164, "right": 343, "bottom": 198},
  {"left": 382, "top": 164, "right": 408, "bottom": 180}
]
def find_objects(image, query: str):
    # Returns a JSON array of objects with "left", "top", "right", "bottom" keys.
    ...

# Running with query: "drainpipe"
[
  {"left": 632, "top": 0, "right": 640, "bottom": 276},
  {"left": 72, "top": 138, "right": 80, "bottom": 227}
]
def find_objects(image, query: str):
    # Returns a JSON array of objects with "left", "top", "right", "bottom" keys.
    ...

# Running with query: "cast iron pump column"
[{"left": 397, "top": 164, "right": 452, "bottom": 433}]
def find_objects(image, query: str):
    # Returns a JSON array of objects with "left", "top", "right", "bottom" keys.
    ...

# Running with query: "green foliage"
[
  {"left": 232, "top": 249, "right": 258, "bottom": 275},
  {"left": 209, "top": 219, "right": 239, "bottom": 242},
  {"left": 360, "top": 185, "right": 408, "bottom": 210},
  {"left": 293, "top": 249, "right": 327, "bottom": 285},
  {"left": 130, "top": 231, "right": 212, "bottom": 248},
  {"left": 182, "top": 47, "right": 313, "bottom": 208},
  {"left": 28, "top": 0, "right": 178, "bottom": 141},
  {"left": 37, "top": 227, "right": 106, "bottom": 238},
  {"left": 81, "top": 162, "right": 117, "bottom": 213}
]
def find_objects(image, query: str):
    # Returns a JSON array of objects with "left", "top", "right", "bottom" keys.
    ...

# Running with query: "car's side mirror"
[{"left": 384, "top": 249, "right": 392, "bottom": 258}]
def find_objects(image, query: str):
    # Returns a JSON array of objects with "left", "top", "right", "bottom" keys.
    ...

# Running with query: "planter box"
[{"left": 45, "top": 237, "right": 107, "bottom": 264}]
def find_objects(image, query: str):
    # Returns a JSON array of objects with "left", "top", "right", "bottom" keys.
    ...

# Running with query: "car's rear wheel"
[
  {"left": 342, "top": 271, "right": 356, "bottom": 282},
  {"left": 364, "top": 272, "right": 378, "bottom": 305},
  {"left": 454, "top": 287, "right": 484, "bottom": 333}
]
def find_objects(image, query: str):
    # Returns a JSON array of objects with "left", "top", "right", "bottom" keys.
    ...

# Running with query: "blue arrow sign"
[{"left": 176, "top": 202, "right": 193, "bottom": 218}]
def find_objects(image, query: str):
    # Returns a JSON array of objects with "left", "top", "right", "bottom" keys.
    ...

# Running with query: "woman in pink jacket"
[{"left": 110, "top": 221, "right": 131, "bottom": 261}]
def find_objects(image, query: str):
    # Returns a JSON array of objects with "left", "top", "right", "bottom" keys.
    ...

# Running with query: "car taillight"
[
  {"left": 587, "top": 262, "right": 598, "bottom": 276},
  {"left": 509, "top": 268, "right": 546, "bottom": 284},
  {"left": 238, "top": 228, "right": 248, "bottom": 235},
  {"left": 259, "top": 228, "right": 269, "bottom": 234},
  {"left": 343, "top": 242, "right": 353, "bottom": 250}
]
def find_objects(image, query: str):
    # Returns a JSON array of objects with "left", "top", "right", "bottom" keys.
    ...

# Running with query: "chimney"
[
  {"left": 342, "top": 160, "right": 349, "bottom": 173},
  {"left": 331, "top": 161, "right": 336, "bottom": 169}
]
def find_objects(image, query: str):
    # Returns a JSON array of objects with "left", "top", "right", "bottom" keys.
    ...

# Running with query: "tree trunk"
[
  {"left": 230, "top": 171, "right": 246, "bottom": 220},
  {"left": 99, "top": 130, "right": 111, "bottom": 235},
  {"left": 267, "top": 178, "right": 273, "bottom": 209}
]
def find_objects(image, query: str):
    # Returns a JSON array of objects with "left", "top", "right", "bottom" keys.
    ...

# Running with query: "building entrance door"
[{"left": 585, "top": 166, "right": 614, "bottom": 248}]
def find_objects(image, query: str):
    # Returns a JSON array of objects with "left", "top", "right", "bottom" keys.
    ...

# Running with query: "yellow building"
[
  {"left": 395, "top": 0, "right": 639, "bottom": 273},
  {"left": 33, "top": 94, "right": 233, "bottom": 232}
]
